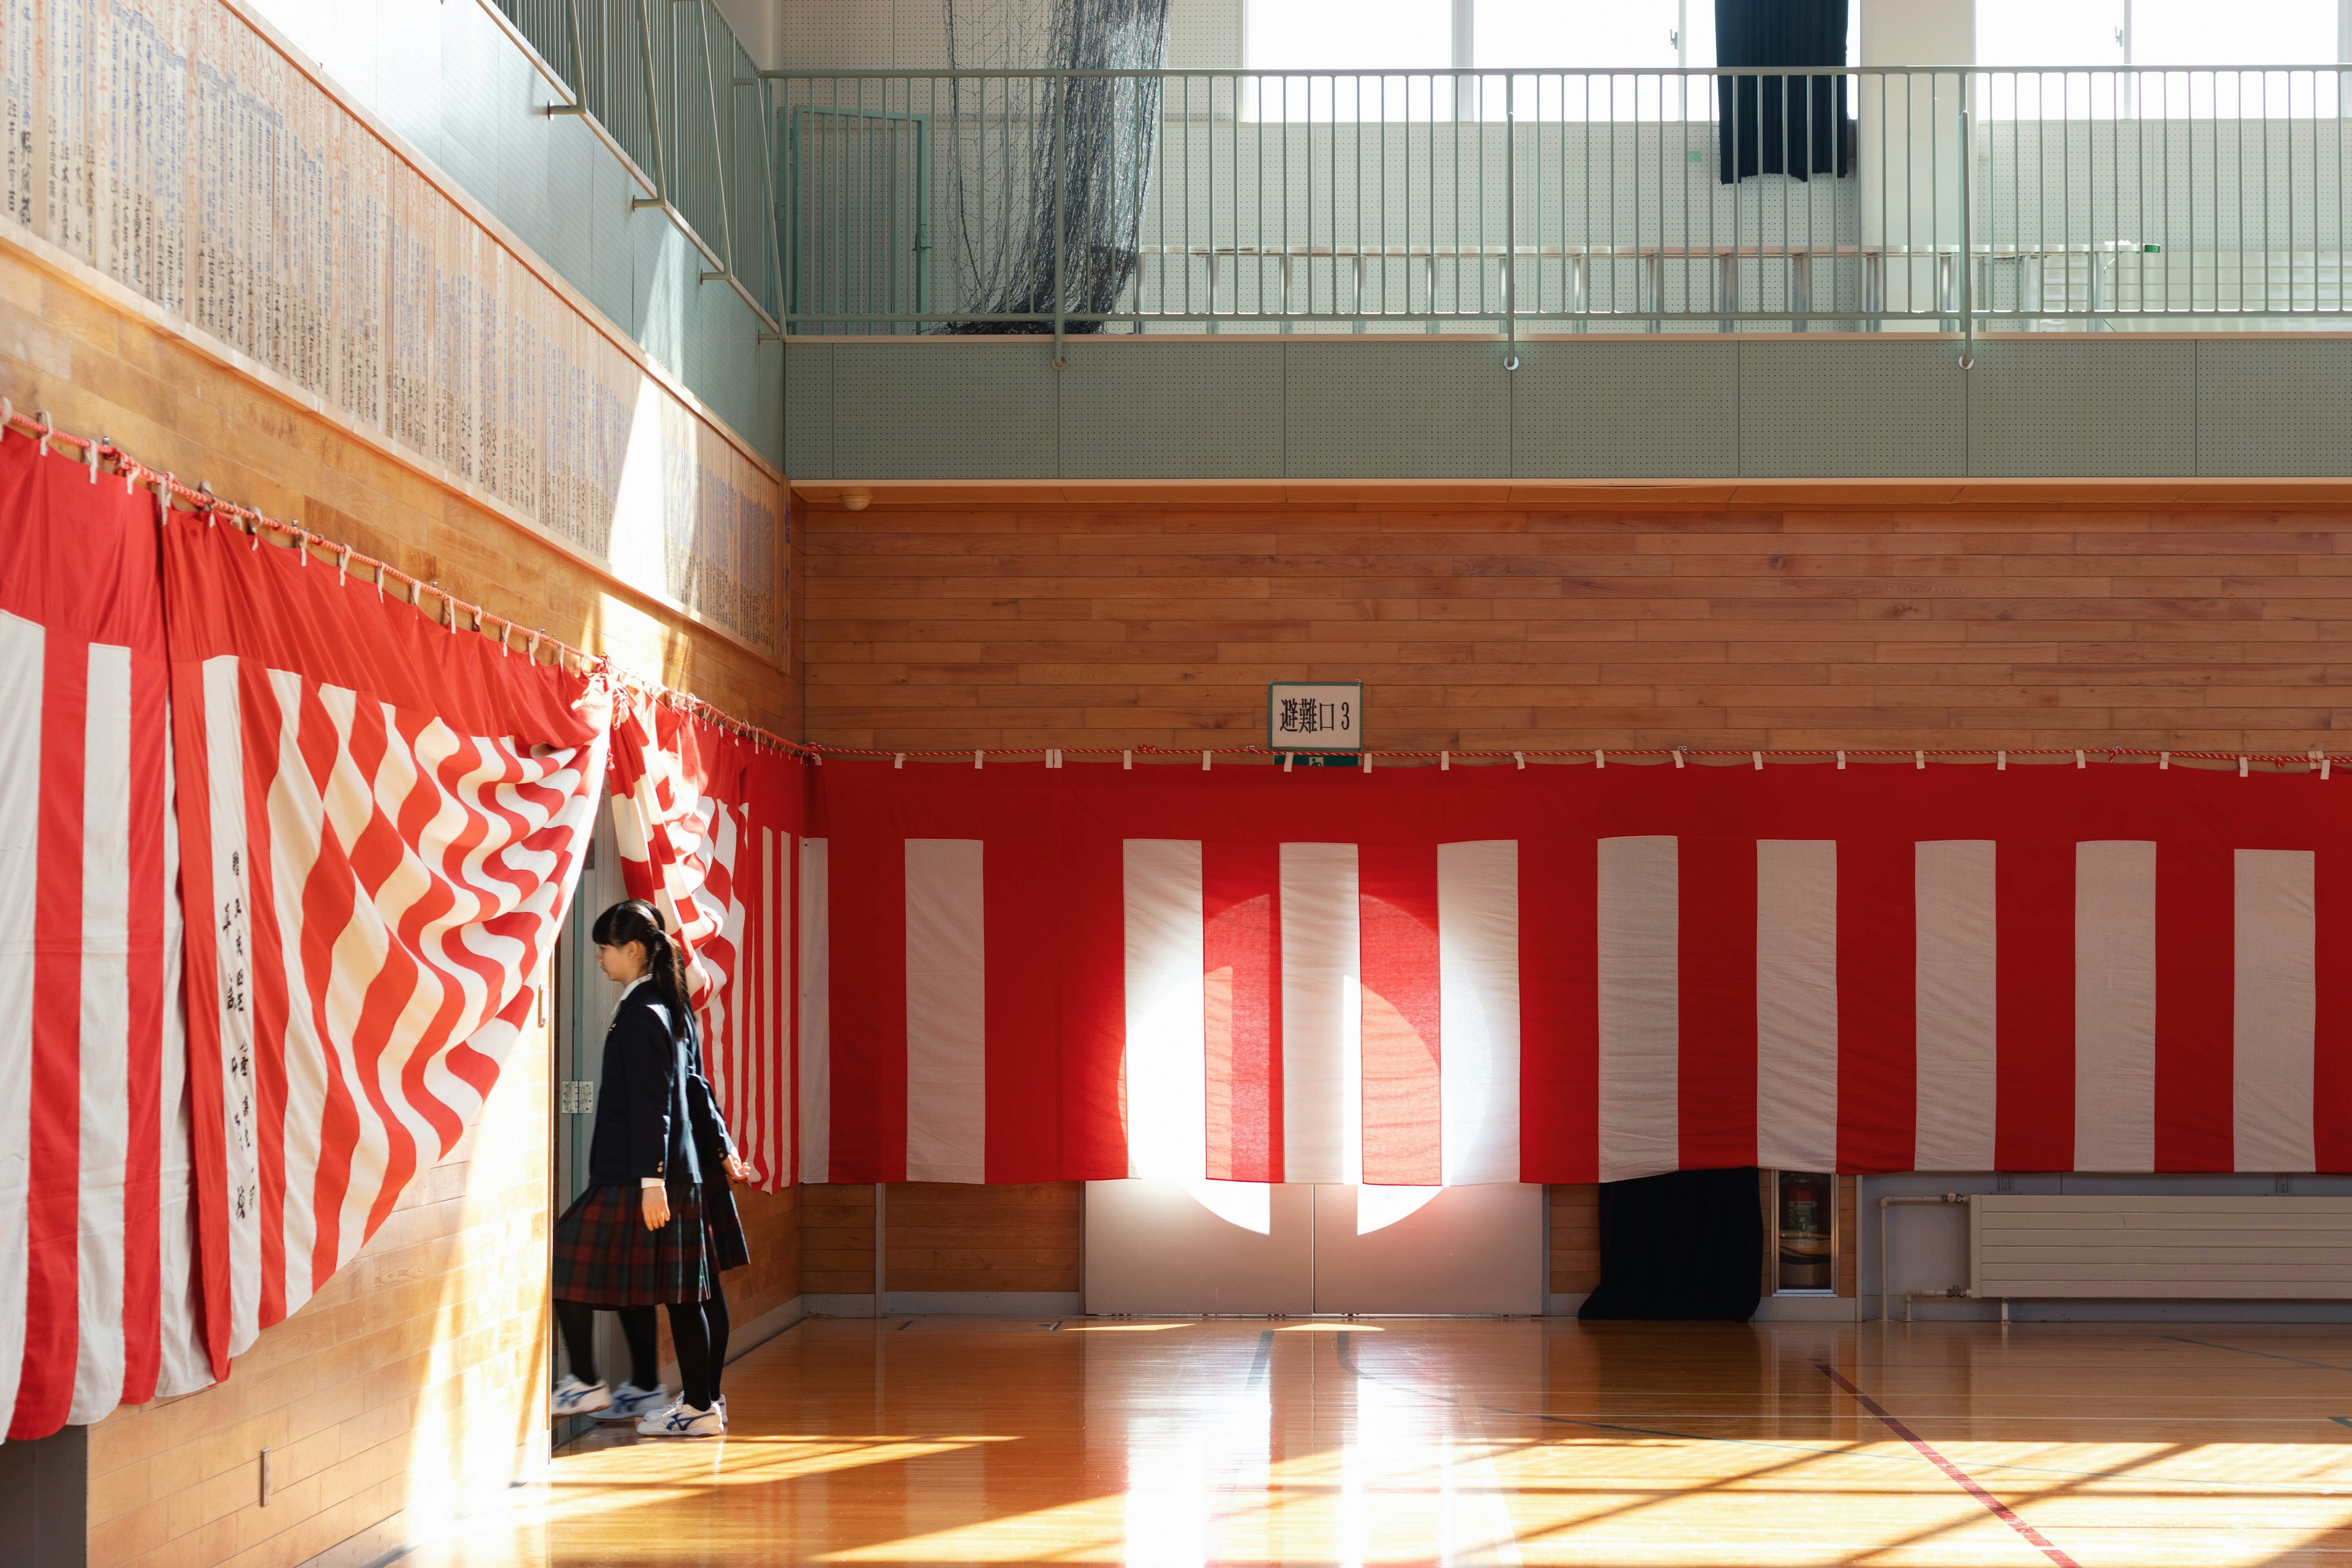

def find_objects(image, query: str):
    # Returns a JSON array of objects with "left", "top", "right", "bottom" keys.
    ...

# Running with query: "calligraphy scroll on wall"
[{"left": 0, "top": 0, "right": 782, "bottom": 660}]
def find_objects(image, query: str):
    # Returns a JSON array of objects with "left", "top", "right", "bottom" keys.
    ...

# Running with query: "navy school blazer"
[{"left": 586, "top": 982, "right": 702, "bottom": 1189}]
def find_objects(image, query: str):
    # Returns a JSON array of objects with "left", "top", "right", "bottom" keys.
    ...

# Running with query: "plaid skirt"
[
  {"left": 704, "top": 1177, "right": 750, "bottom": 1272},
  {"left": 552, "top": 1183, "right": 711, "bottom": 1306}
]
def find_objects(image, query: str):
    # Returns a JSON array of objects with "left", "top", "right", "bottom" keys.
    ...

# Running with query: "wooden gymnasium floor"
[{"left": 410, "top": 1316, "right": 2352, "bottom": 1566}]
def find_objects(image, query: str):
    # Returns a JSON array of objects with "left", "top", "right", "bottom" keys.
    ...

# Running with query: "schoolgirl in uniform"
[
  {"left": 548, "top": 899, "right": 742, "bottom": 1438},
  {"left": 605, "top": 967, "right": 752, "bottom": 1430}
]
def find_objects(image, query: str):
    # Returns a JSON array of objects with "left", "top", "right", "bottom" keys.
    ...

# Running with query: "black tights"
[{"left": 556, "top": 1275, "right": 731, "bottom": 1412}]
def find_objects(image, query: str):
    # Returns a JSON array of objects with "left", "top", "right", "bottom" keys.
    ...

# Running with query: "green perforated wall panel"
[
  {"left": 1738, "top": 338, "right": 1966, "bottom": 478},
  {"left": 1283, "top": 341, "right": 1511, "bottom": 477},
  {"left": 1513, "top": 339, "right": 1740, "bottom": 478},
  {"left": 1060, "top": 340, "right": 1284, "bottom": 478},
  {"left": 1968, "top": 336, "right": 2195, "bottom": 477},
  {"left": 834, "top": 342, "right": 1060, "bottom": 478},
  {"left": 2197, "top": 341, "right": 2352, "bottom": 477},
  {"left": 785, "top": 344, "right": 835, "bottom": 478}
]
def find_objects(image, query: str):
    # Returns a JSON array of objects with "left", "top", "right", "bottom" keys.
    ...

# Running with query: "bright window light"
[
  {"left": 1477, "top": 0, "right": 1684, "bottom": 119},
  {"left": 2131, "top": 0, "right": 2339, "bottom": 114},
  {"left": 1977, "top": 0, "right": 2125, "bottom": 68},
  {"left": 1245, "top": 0, "right": 1450, "bottom": 119},
  {"left": 2131, "top": 0, "right": 2336, "bottom": 65}
]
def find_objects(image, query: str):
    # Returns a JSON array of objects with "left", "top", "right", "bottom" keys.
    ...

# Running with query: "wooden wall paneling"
[{"left": 802, "top": 497, "right": 2352, "bottom": 756}]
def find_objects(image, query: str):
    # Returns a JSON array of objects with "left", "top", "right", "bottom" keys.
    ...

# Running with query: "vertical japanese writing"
[
  {"left": 217, "top": 846, "right": 257, "bottom": 1227},
  {"left": 0, "top": 0, "right": 780, "bottom": 658}
]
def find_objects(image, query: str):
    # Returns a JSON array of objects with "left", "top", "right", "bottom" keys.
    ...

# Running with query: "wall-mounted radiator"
[{"left": 1970, "top": 1195, "right": 2352, "bottom": 1302}]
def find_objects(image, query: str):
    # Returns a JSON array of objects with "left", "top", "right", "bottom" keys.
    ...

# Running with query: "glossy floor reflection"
[{"left": 410, "top": 1316, "right": 2352, "bottom": 1566}]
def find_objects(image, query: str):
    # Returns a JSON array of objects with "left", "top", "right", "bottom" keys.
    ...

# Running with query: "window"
[
  {"left": 1477, "top": 0, "right": 1686, "bottom": 119},
  {"left": 1978, "top": 0, "right": 2342, "bottom": 115},
  {"left": 1243, "top": 0, "right": 1450, "bottom": 119}
]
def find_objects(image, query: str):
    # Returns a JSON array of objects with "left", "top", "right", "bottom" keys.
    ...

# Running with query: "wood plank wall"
[
  {"left": 0, "top": 240, "right": 799, "bottom": 1568},
  {"left": 1549, "top": 1186, "right": 1600, "bottom": 1298},
  {"left": 803, "top": 496, "right": 2352, "bottom": 755},
  {"left": 802, "top": 1185, "right": 1082, "bottom": 1299}
]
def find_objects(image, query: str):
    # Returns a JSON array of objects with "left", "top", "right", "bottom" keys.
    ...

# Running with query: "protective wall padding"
[
  {"left": 785, "top": 344, "right": 837, "bottom": 479},
  {"left": 1967, "top": 337, "right": 2198, "bottom": 478},
  {"left": 797, "top": 335, "right": 2352, "bottom": 482},
  {"left": 1283, "top": 341, "right": 1512, "bottom": 478},
  {"left": 1513, "top": 340, "right": 1740, "bottom": 479},
  {"left": 1737, "top": 338, "right": 1966, "bottom": 477},
  {"left": 2198, "top": 341, "right": 2352, "bottom": 478},
  {"left": 835, "top": 341, "right": 1061, "bottom": 477},
  {"left": 1060, "top": 340, "right": 1284, "bottom": 478}
]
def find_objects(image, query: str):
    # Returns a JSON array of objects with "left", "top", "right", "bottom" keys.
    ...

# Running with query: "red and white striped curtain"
[
  {"left": 0, "top": 439, "right": 207, "bottom": 1440},
  {"left": 803, "top": 760, "right": 2352, "bottom": 1185},
  {"left": 165, "top": 510, "right": 608, "bottom": 1374},
  {"left": 607, "top": 699, "right": 801, "bottom": 1190}
]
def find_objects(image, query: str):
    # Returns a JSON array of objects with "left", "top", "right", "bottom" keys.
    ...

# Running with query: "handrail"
[{"left": 767, "top": 64, "right": 2352, "bottom": 345}]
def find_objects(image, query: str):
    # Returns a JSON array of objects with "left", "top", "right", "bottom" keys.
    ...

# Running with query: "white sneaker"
[
  {"left": 551, "top": 1376, "right": 611, "bottom": 1417},
  {"left": 638, "top": 1401, "right": 724, "bottom": 1438},
  {"left": 595, "top": 1381, "right": 671, "bottom": 1423}
]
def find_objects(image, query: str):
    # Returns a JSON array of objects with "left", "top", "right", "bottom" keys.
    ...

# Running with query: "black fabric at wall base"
[{"left": 1578, "top": 1167, "right": 1764, "bottom": 1322}]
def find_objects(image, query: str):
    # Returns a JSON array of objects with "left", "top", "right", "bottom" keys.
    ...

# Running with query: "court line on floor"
[
  {"left": 2164, "top": 1334, "right": 2352, "bottom": 1373},
  {"left": 1816, "top": 1362, "right": 2082, "bottom": 1568},
  {"left": 1330, "top": 1328, "right": 2348, "bottom": 1497}
]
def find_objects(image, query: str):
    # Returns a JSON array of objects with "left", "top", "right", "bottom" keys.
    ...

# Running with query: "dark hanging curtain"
[
  {"left": 940, "top": 0, "right": 1171, "bottom": 333},
  {"left": 1716, "top": 0, "right": 1852, "bottom": 183},
  {"left": 1578, "top": 1167, "right": 1763, "bottom": 1322}
]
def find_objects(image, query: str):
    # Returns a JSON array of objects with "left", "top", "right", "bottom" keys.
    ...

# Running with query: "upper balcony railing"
[
  {"left": 764, "top": 65, "right": 2352, "bottom": 360},
  {"left": 492, "top": 0, "right": 784, "bottom": 330}
]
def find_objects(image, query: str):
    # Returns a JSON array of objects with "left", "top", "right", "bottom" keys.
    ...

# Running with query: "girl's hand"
[
  {"left": 726, "top": 1153, "right": 753, "bottom": 1185},
  {"left": 642, "top": 1186, "right": 671, "bottom": 1231}
]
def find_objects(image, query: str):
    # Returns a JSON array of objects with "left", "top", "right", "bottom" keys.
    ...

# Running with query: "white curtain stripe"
[
  {"left": 2076, "top": 840, "right": 2159, "bottom": 1172},
  {"left": 266, "top": 669, "right": 332, "bottom": 1322},
  {"left": 1280, "top": 843, "right": 1362, "bottom": 1186},
  {"left": 1913, "top": 840, "right": 1999, "bottom": 1172},
  {"left": 69, "top": 643, "right": 132, "bottom": 1425},
  {"left": 0, "top": 612, "right": 44, "bottom": 1426},
  {"left": 1124, "top": 840, "right": 1205, "bottom": 1182},
  {"left": 905, "top": 839, "right": 988, "bottom": 1183},
  {"left": 763, "top": 827, "right": 781, "bottom": 1183},
  {"left": 1438, "top": 840, "right": 1520, "bottom": 1185},
  {"left": 1755, "top": 840, "right": 1839, "bottom": 1174},
  {"left": 2234, "top": 849, "right": 2316, "bottom": 1173},
  {"left": 200, "top": 654, "right": 262, "bottom": 1357},
  {"left": 797, "top": 838, "right": 830, "bottom": 1185},
  {"left": 1597, "top": 837, "right": 1679, "bottom": 1183},
  {"left": 156, "top": 730, "right": 209, "bottom": 1398}
]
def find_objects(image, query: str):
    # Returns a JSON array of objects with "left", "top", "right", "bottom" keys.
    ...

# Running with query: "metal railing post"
[
  {"left": 696, "top": 0, "right": 735, "bottom": 281},
  {"left": 1503, "top": 70, "right": 1518, "bottom": 369},
  {"left": 1052, "top": 73, "right": 1068, "bottom": 368},
  {"left": 1958, "top": 66, "right": 1976, "bottom": 366},
  {"left": 549, "top": 0, "right": 590, "bottom": 113},
  {"left": 631, "top": 0, "right": 670, "bottom": 209}
]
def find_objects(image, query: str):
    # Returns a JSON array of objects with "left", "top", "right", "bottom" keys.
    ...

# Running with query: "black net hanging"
[{"left": 938, "top": 0, "right": 1170, "bottom": 333}]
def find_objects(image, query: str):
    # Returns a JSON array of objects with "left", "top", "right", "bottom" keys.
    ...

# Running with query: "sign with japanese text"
[{"left": 1268, "top": 682, "right": 1364, "bottom": 751}]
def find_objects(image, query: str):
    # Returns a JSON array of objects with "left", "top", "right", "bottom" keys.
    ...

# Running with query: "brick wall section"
[
  {"left": 0, "top": 243, "right": 796, "bottom": 1567},
  {"left": 804, "top": 499, "right": 2352, "bottom": 754},
  {"left": 88, "top": 1025, "right": 554, "bottom": 1568}
]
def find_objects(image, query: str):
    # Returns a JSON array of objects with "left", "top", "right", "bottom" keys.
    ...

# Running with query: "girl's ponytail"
[{"left": 591, "top": 898, "right": 692, "bottom": 1040}]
